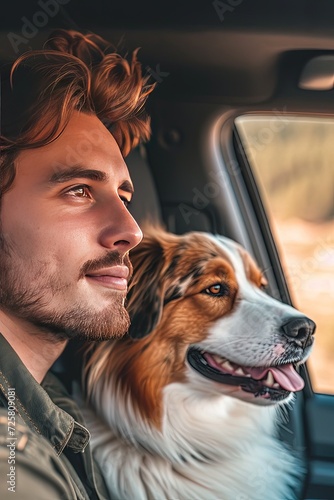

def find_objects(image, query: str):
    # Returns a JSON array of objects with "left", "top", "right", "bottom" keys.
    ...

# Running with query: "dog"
[{"left": 84, "top": 225, "right": 315, "bottom": 500}]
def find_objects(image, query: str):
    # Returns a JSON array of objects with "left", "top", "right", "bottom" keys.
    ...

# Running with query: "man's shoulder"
[{"left": 0, "top": 409, "right": 77, "bottom": 499}]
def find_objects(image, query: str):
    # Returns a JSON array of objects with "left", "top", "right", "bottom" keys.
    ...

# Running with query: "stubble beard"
[{"left": 0, "top": 234, "right": 131, "bottom": 342}]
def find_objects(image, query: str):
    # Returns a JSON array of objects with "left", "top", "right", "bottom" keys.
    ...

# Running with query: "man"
[{"left": 0, "top": 29, "right": 155, "bottom": 498}]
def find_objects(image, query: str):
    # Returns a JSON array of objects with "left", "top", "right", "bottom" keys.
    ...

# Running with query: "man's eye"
[{"left": 67, "top": 185, "right": 91, "bottom": 198}]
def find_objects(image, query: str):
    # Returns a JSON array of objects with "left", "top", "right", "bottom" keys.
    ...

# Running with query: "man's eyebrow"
[
  {"left": 48, "top": 165, "right": 134, "bottom": 196},
  {"left": 48, "top": 166, "right": 109, "bottom": 184}
]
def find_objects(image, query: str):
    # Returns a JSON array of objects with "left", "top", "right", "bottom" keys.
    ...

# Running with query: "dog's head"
[{"left": 126, "top": 225, "right": 315, "bottom": 408}]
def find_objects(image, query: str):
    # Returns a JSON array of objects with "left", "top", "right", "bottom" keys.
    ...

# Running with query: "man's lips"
[{"left": 85, "top": 266, "right": 129, "bottom": 290}]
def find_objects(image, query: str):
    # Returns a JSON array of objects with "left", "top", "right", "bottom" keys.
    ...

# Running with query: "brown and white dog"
[{"left": 84, "top": 226, "right": 315, "bottom": 500}]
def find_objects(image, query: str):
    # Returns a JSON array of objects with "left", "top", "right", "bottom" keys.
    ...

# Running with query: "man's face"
[{"left": 0, "top": 112, "right": 143, "bottom": 341}]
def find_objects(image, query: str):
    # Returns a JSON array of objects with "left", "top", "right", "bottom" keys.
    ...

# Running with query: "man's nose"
[{"left": 98, "top": 200, "right": 143, "bottom": 252}]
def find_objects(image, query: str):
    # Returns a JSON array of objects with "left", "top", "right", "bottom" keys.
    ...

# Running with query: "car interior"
[{"left": 2, "top": 1, "right": 334, "bottom": 498}]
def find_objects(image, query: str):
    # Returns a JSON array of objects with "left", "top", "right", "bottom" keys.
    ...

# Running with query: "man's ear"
[{"left": 127, "top": 233, "right": 166, "bottom": 339}]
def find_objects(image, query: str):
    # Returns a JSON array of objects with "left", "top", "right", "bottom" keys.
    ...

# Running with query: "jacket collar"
[{"left": 0, "top": 333, "right": 90, "bottom": 455}]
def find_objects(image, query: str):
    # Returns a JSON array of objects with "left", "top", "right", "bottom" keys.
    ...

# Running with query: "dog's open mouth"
[{"left": 187, "top": 347, "right": 304, "bottom": 401}]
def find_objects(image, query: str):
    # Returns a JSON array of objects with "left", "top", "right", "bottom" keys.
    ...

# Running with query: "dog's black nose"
[{"left": 281, "top": 317, "right": 316, "bottom": 348}]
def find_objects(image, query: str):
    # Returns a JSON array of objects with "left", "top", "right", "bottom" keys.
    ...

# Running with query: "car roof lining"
[{"left": 2, "top": 0, "right": 334, "bottom": 104}]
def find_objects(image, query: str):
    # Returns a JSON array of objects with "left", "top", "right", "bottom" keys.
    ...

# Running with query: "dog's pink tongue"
[{"left": 248, "top": 364, "right": 304, "bottom": 392}]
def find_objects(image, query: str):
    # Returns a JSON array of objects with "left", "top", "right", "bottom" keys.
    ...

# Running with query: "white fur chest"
[{"left": 85, "top": 380, "right": 301, "bottom": 500}]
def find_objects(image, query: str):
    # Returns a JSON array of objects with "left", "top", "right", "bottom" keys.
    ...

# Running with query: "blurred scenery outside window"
[{"left": 235, "top": 115, "right": 334, "bottom": 394}]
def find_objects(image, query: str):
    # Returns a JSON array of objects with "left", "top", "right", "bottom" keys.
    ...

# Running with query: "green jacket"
[{"left": 0, "top": 333, "right": 110, "bottom": 499}]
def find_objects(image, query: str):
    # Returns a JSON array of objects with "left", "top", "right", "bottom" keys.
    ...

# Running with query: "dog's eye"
[{"left": 203, "top": 284, "right": 228, "bottom": 296}]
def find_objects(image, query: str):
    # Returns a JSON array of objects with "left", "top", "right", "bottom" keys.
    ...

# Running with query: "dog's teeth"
[
  {"left": 264, "top": 371, "right": 275, "bottom": 387},
  {"left": 273, "top": 383, "right": 280, "bottom": 389},
  {"left": 221, "top": 360, "right": 234, "bottom": 372},
  {"left": 212, "top": 354, "right": 225, "bottom": 364},
  {"left": 200, "top": 358, "right": 208, "bottom": 365},
  {"left": 234, "top": 367, "right": 246, "bottom": 376}
]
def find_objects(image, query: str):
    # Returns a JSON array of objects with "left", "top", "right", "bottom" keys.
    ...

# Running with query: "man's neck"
[{"left": 0, "top": 312, "right": 67, "bottom": 383}]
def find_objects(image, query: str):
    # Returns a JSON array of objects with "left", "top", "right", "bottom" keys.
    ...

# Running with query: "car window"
[{"left": 234, "top": 115, "right": 334, "bottom": 395}]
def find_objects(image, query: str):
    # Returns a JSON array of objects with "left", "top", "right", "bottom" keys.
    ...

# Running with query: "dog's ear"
[
  {"left": 237, "top": 245, "right": 267, "bottom": 288},
  {"left": 127, "top": 232, "right": 167, "bottom": 339}
]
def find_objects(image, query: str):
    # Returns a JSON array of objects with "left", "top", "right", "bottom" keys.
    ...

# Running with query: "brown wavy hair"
[{"left": 0, "top": 29, "right": 155, "bottom": 196}]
